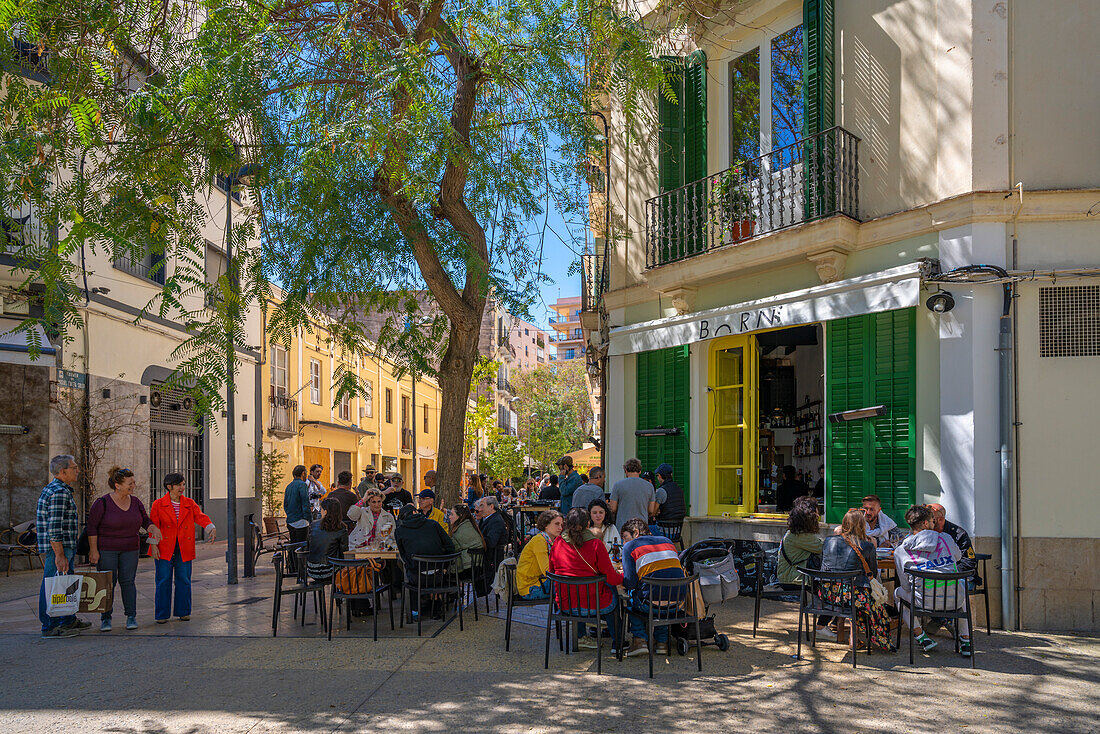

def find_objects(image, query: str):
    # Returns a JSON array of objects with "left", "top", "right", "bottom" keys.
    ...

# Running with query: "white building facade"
[{"left": 590, "top": 0, "right": 1100, "bottom": 631}]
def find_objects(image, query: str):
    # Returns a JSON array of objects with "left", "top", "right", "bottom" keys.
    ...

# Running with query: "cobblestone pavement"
[{"left": 0, "top": 543, "right": 1097, "bottom": 733}]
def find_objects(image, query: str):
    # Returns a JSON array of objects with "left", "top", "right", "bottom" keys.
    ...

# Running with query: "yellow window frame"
[{"left": 708, "top": 333, "right": 758, "bottom": 516}]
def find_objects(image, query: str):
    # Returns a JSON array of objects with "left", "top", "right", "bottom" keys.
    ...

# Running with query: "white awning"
[
  {"left": 0, "top": 317, "right": 57, "bottom": 366},
  {"left": 608, "top": 263, "right": 923, "bottom": 356}
]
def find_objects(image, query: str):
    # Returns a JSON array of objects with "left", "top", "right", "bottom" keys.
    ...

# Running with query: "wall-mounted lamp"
[
  {"left": 0, "top": 424, "right": 29, "bottom": 435},
  {"left": 635, "top": 427, "right": 681, "bottom": 437},
  {"left": 926, "top": 289, "right": 955, "bottom": 313},
  {"left": 827, "top": 405, "right": 888, "bottom": 423}
]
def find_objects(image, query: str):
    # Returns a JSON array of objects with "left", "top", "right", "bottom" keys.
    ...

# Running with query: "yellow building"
[{"left": 261, "top": 291, "right": 443, "bottom": 499}]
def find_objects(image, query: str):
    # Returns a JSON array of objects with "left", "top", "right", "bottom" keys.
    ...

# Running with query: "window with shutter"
[
  {"left": 657, "top": 53, "right": 707, "bottom": 263},
  {"left": 636, "top": 346, "right": 691, "bottom": 510},
  {"left": 825, "top": 309, "right": 916, "bottom": 526}
]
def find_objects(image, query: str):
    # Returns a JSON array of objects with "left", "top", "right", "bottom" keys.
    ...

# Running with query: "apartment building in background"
[
  {"left": 264, "top": 289, "right": 443, "bottom": 494},
  {"left": 549, "top": 296, "right": 585, "bottom": 361}
]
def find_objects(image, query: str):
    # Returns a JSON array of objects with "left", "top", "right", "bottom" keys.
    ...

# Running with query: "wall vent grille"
[{"left": 1039, "top": 285, "right": 1100, "bottom": 357}]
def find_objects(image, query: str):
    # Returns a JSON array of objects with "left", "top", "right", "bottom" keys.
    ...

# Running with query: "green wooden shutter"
[
  {"left": 658, "top": 61, "right": 684, "bottom": 194},
  {"left": 825, "top": 309, "right": 915, "bottom": 526},
  {"left": 803, "top": 0, "right": 834, "bottom": 136},
  {"left": 683, "top": 51, "right": 707, "bottom": 184},
  {"left": 636, "top": 346, "right": 691, "bottom": 510},
  {"left": 869, "top": 310, "right": 916, "bottom": 523},
  {"left": 803, "top": 0, "right": 835, "bottom": 220},
  {"left": 683, "top": 50, "right": 707, "bottom": 258}
]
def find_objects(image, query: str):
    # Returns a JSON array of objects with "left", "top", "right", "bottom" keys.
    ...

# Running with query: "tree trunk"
[{"left": 433, "top": 317, "right": 482, "bottom": 508}]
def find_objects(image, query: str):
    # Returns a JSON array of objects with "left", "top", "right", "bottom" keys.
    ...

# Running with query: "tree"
[
  {"left": 513, "top": 362, "right": 594, "bottom": 458},
  {"left": 0, "top": 0, "right": 664, "bottom": 510},
  {"left": 255, "top": 445, "right": 288, "bottom": 519},
  {"left": 482, "top": 433, "right": 525, "bottom": 483}
]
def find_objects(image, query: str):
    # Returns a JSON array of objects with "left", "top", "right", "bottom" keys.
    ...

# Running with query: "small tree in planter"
[
  {"left": 256, "top": 446, "right": 289, "bottom": 520},
  {"left": 711, "top": 167, "right": 755, "bottom": 243}
]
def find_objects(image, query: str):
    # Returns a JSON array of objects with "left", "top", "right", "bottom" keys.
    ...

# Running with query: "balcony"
[
  {"left": 496, "top": 376, "right": 515, "bottom": 395},
  {"left": 2, "top": 201, "right": 51, "bottom": 255},
  {"left": 581, "top": 251, "right": 607, "bottom": 313},
  {"left": 268, "top": 394, "right": 298, "bottom": 437},
  {"left": 645, "top": 126, "right": 859, "bottom": 269}
]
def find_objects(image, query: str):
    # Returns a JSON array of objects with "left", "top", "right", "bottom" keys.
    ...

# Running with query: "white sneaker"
[{"left": 815, "top": 626, "right": 837, "bottom": 641}]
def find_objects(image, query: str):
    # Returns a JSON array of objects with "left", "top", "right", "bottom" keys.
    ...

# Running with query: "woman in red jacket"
[
  {"left": 148, "top": 472, "right": 216, "bottom": 623},
  {"left": 548, "top": 507, "right": 624, "bottom": 653}
]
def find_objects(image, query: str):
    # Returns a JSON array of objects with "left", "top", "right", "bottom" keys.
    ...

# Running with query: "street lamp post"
[{"left": 223, "top": 164, "right": 254, "bottom": 586}]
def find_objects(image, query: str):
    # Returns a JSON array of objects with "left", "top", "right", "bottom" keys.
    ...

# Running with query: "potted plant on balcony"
[{"left": 710, "top": 167, "right": 755, "bottom": 243}]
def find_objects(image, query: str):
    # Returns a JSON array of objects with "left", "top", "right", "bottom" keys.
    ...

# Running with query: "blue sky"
[{"left": 526, "top": 199, "right": 585, "bottom": 330}]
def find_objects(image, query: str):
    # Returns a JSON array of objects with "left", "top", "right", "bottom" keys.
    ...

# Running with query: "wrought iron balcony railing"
[
  {"left": 645, "top": 126, "right": 860, "bottom": 269},
  {"left": 581, "top": 250, "right": 608, "bottom": 313},
  {"left": 268, "top": 394, "right": 298, "bottom": 436}
]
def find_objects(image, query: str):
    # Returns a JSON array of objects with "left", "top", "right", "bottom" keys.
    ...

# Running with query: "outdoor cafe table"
[{"left": 349, "top": 549, "right": 399, "bottom": 561}]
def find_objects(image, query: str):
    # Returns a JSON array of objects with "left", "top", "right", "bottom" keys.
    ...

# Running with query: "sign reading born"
[{"left": 698, "top": 306, "right": 784, "bottom": 340}]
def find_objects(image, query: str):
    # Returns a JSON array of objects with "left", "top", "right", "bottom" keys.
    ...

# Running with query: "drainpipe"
[{"left": 939, "top": 264, "right": 1015, "bottom": 629}]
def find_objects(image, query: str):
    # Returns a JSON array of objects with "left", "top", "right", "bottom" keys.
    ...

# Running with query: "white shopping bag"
[{"left": 45, "top": 573, "right": 83, "bottom": 617}]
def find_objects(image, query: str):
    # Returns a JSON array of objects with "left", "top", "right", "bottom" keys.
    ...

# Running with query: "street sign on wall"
[{"left": 57, "top": 368, "right": 86, "bottom": 390}]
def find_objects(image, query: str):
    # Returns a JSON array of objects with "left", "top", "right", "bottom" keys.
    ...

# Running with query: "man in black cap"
[
  {"left": 417, "top": 489, "right": 447, "bottom": 529},
  {"left": 651, "top": 463, "right": 686, "bottom": 532}
]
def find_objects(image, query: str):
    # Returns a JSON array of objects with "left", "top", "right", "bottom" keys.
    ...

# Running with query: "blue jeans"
[
  {"left": 569, "top": 601, "right": 621, "bottom": 648},
  {"left": 628, "top": 599, "right": 676, "bottom": 643},
  {"left": 97, "top": 549, "right": 139, "bottom": 621},
  {"left": 154, "top": 546, "right": 192, "bottom": 620},
  {"left": 39, "top": 547, "right": 77, "bottom": 633},
  {"left": 521, "top": 578, "right": 552, "bottom": 600}
]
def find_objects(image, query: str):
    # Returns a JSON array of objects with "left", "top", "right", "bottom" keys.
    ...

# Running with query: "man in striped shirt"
[{"left": 620, "top": 519, "right": 685, "bottom": 657}]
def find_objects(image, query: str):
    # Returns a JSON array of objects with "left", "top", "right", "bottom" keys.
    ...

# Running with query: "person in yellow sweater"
[
  {"left": 516, "top": 510, "right": 563, "bottom": 600},
  {"left": 417, "top": 490, "right": 447, "bottom": 529}
]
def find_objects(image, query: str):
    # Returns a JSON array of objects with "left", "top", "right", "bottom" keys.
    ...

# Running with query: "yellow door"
[{"left": 709, "top": 334, "right": 757, "bottom": 515}]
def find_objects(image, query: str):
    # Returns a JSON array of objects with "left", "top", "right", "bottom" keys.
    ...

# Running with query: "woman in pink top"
[{"left": 548, "top": 507, "right": 624, "bottom": 652}]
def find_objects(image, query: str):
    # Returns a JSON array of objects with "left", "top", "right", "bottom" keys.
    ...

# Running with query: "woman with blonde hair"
[{"left": 820, "top": 508, "right": 894, "bottom": 651}]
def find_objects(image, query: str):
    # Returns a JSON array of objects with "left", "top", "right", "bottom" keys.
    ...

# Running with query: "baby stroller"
[{"left": 669, "top": 539, "right": 739, "bottom": 655}]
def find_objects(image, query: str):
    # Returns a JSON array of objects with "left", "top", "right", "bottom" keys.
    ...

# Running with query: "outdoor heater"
[
  {"left": 635, "top": 427, "right": 681, "bottom": 437},
  {"left": 827, "top": 405, "right": 888, "bottom": 423}
]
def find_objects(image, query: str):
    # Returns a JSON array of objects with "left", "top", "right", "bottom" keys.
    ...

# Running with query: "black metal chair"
[
  {"left": 468, "top": 545, "right": 505, "bottom": 615},
  {"left": 465, "top": 547, "right": 488, "bottom": 619},
  {"left": 400, "top": 552, "right": 464, "bottom": 636},
  {"left": 502, "top": 560, "right": 559, "bottom": 651},
  {"left": 544, "top": 572, "right": 617, "bottom": 675},
  {"left": 970, "top": 553, "right": 993, "bottom": 635},
  {"left": 751, "top": 548, "right": 802, "bottom": 637},
  {"left": 896, "top": 565, "right": 977, "bottom": 668},
  {"left": 0, "top": 522, "right": 39, "bottom": 576},
  {"left": 620, "top": 574, "right": 705, "bottom": 678},
  {"left": 655, "top": 520, "right": 685, "bottom": 551},
  {"left": 327, "top": 557, "right": 395, "bottom": 641},
  {"left": 796, "top": 567, "right": 867, "bottom": 668},
  {"left": 271, "top": 549, "right": 330, "bottom": 637}
]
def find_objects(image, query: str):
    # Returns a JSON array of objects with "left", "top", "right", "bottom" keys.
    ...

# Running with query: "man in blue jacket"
[
  {"left": 557, "top": 455, "right": 584, "bottom": 516},
  {"left": 283, "top": 464, "right": 312, "bottom": 543}
]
